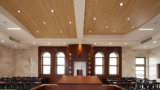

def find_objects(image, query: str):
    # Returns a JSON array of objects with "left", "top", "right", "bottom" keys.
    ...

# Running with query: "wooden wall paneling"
[
  {"left": 38, "top": 45, "right": 122, "bottom": 83},
  {"left": 38, "top": 47, "right": 67, "bottom": 83}
]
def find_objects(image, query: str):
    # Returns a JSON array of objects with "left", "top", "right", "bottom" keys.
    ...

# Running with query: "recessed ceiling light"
[
  {"left": 93, "top": 17, "right": 96, "bottom": 21},
  {"left": 120, "top": 2, "right": 124, "bottom": 7},
  {"left": 63, "top": 42, "right": 66, "bottom": 45},
  {"left": 89, "top": 30, "right": 92, "bottom": 32},
  {"left": 131, "top": 26, "right": 135, "bottom": 29},
  {"left": 1, "top": 40, "right": 5, "bottom": 43},
  {"left": 109, "top": 42, "right": 112, "bottom": 45},
  {"left": 69, "top": 21, "right": 72, "bottom": 24},
  {"left": 7, "top": 28, "right": 21, "bottom": 30},
  {"left": 105, "top": 26, "right": 108, "bottom": 29},
  {"left": 42, "top": 21, "right": 46, "bottom": 24},
  {"left": 127, "top": 17, "right": 131, "bottom": 21},
  {"left": 59, "top": 30, "right": 63, "bottom": 33},
  {"left": 152, "top": 41, "right": 157, "bottom": 44},
  {"left": 17, "top": 10, "right": 21, "bottom": 13},
  {"left": 139, "top": 28, "right": 154, "bottom": 31},
  {"left": 48, "top": 42, "right": 51, "bottom": 45},
  {"left": 94, "top": 43, "right": 96, "bottom": 45},
  {"left": 113, "top": 31, "right": 116, "bottom": 32},
  {"left": 36, "top": 30, "right": 39, "bottom": 33},
  {"left": 32, "top": 42, "right": 36, "bottom": 45},
  {"left": 124, "top": 42, "right": 127, "bottom": 45},
  {"left": 14, "top": 45, "right": 17, "bottom": 47},
  {"left": 51, "top": 9, "right": 54, "bottom": 13}
]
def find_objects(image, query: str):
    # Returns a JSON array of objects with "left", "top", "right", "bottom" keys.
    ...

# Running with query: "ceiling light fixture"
[
  {"left": 139, "top": 28, "right": 154, "bottom": 31},
  {"left": 59, "top": 30, "right": 63, "bottom": 33},
  {"left": 152, "top": 41, "right": 157, "bottom": 44},
  {"left": 17, "top": 10, "right": 21, "bottom": 13},
  {"left": 32, "top": 42, "right": 36, "bottom": 45},
  {"left": 124, "top": 42, "right": 127, "bottom": 45},
  {"left": 120, "top": 2, "right": 124, "bottom": 7},
  {"left": 131, "top": 26, "right": 135, "bottom": 29},
  {"left": 109, "top": 42, "right": 112, "bottom": 45},
  {"left": 89, "top": 30, "right": 92, "bottom": 32},
  {"left": 7, "top": 28, "right": 21, "bottom": 30},
  {"left": 94, "top": 43, "right": 96, "bottom": 45},
  {"left": 127, "top": 17, "right": 130, "bottom": 21},
  {"left": 93, "top": 17, "right": 96, "bottom": 21},
  {"left": 48, "top": 42, "right": 51, "bottom": 45},
  {"left": 105, "top": 26, "right": 108, "bottom": 29},
  {"left": 64, "top": 42, "right": 66, "bottom": 45},
  {"left": 51, "top": 9, "right": 54, "bottom": 13},
  {"left": 36, "top": 30, "right": 39, "bottom": 33},
  {"left": 42, "top": 21, "right": 46, "bottom": 24},
  {"left": 1, "top": 40, "right": 5, "bottom": 43},
  {"left": 69, "top": 21, "right": 72, "bottom": 24},
  {"left": 14, "top": 45, "right": 17, "bottom": 47},
  {"left": 113, "top": 31, "right": 116, "bottom": 32}
]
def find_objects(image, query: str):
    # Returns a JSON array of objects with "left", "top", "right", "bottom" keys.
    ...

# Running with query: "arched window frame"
[
  {"left": 109, "top": 52, "right": 119, "bottom": 75},
  {"left": 56, "top": 52, "right": 65, "bottom": 75},
  {"left": 95, "top": 52, "right": 104, "bottom": 75},
  {"left": 41, "top": 52, "right": 51, "bottom": 75}
]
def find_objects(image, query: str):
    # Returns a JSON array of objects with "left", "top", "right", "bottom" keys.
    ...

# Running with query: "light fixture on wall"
[
  {"left": 139, "top": 28, "right": 154, "bottom": 31},
  {"left": 7, "top": 28, "right": 21, "bottom": 30},
  {"left": 1, "top": 40, "right": 5, "bottom": 43}
]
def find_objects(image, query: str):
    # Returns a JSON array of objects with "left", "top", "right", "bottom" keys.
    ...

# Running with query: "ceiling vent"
[
  {"left": 9, "top": 36, "right": 20, "bottom": 43},
  {"left": 141, "top": 37, "right": 152, "bottom": 44}
]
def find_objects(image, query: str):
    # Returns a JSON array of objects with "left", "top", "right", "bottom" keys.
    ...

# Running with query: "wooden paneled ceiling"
[
  {"left": 84, "top": 0, "right": 160, "bottom": 35},
  {"left": 0, "top": 0, "right": 76, "bottom": 38}
]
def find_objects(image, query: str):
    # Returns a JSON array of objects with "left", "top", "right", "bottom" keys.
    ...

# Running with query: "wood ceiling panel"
[
  {"left": 84, "top": 0, "right": 160, "bottom": 35},
  {"left": 0, "top": 0, "right": 76, "bottom": 38}
]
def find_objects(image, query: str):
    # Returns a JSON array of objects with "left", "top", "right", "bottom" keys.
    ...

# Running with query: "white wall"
[
  {"left": 122, "top": 47, "right": 149, "bottom": 78},
  {"left": 149, "top": 46, "right": 160, "bottom": 81}
]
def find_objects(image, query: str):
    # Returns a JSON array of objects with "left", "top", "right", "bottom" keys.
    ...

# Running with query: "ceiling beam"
[{"left": 74, "top": 0, "right": 86, "bottom": 42}]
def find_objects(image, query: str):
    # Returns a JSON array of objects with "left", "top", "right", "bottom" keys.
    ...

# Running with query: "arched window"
[
  {"left": 56, "top": 52, "right": 65, "bottom": 75},
  {"left": 95, "top": 52, "right": 104, "bottom": 75},
  {"left": 42, "top": 52, "right": 51, "bottom": 75},
  {"left": 109, "top": 52, "right": 119, "bottom": 75}
]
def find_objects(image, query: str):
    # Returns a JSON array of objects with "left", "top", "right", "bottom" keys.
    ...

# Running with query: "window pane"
[
  {"left": 95, "top": 58, "right": 103, "bottom": 65},
  {"left": 57, "top": 66, "right": 65, "bottom": 74},
  {"left": 109, "top": 53, "right": 117, "bottom": 57},
  {"left": 57, "top": 58, "right": 65, "bottom": 65},
  {"left": 136, "top": 58, "right": 144, "bottom": 64},
  {"left": 136, "top": 70, "right": 144, "bottom": 78},
  {"left": 136, "top": 71, "right": 144, "bottom": 75},
  {"left": 43, "top": 58, "right": 51, "bottom": 65},
  {"left": 57, "top": 52, "right": 65, "bottom": 57},
  {"left": 109, "top": 58, "right": 117, "bottom": 65},
  {"left": 95, "top": 53, "right": 103, "bottom": 57},
  {"left": 43, "top": 52, "right": 51, "bottom": 57},
  {"left": 136, "top": 67, "right": 144, "bottom": 71},
  {"left": 43, "top": 66, "right": 50, "bottom": 74},
  {"left": 95, "top": 66, "right": 103, "bottom": 74},
  {"left": 109, "top": 66, "right": 117, "bottom": 75}
]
